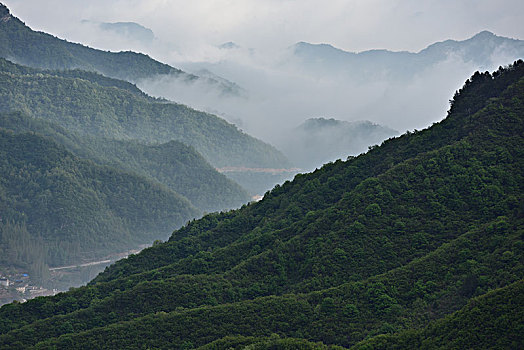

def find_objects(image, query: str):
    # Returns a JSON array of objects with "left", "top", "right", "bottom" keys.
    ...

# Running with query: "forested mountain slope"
[
  {"left": 0, "top": 3, "right": 178, "bottom": 82},
  {"left": 0, "top": 111, "right": 249, "bottom": 212},
  {"left": 0, "top": 2, "right": 238, "bottom": 95},
  {"left": 353, "top": 279, "right": 523, "bottom": 349},
  {"left": 0, "top": 61, "right": 522, "bottom": 349},
  {"left": 0, "top": 58, "right": 289, "bottom": 169},
  {"left": 0, "top": 129, "right": 199, "bottom": 271}
]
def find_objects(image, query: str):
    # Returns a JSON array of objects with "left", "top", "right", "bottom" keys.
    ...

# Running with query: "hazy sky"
[{"left": 4, "top": 0, "right": 524, "bottom": 60}]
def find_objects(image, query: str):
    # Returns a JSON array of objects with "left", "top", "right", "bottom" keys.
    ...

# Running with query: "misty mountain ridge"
[
  {"left": 299, "top": 117, "right": 395, "bottom": 132},
  {"left": 191, "top": 68, "right": 248, "bottom": 98},
  {"left": 419, "top": 30, "right": 523, "bottom": 66},
  {"left": 219, "top": 42, "right": 241, "bottom": 50},
  {"left": 0, "top": 3, "right": 242, "bottom": 98},
  {"left": 0, "top": 110, "right": 250, "bottom": 213},
  {"left": 81, "top": 20, "right": 155, "bottom": 46},
  {"left": 0, "top": 57, "right": 289, "bottom": 170},
  {"left": 0, "top": 1, "right": 296, "bottom": 196},
  {"left": 281, "top": 117, "right": 399, "bottom": 169},
  {"left": 0, "top": 3, "right": 179, "bottom": 80},
  {"left": 0, "top": 56, "right": 291, "bottom": 199},
  {"left": 292, "top": 30, "right": 524, "bottom": 80},
  {"left": 166, "top": 30, "right": 524, "bottom": 141}
]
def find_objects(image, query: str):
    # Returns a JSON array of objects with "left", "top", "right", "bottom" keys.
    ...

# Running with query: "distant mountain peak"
[
  {"left": 300, "top": 117, "right": 346, "bottom": 129},
  {"left": 219, "top": 42, "right": 240, "bottom": 50},
  {"left": 285, "top": 117, "right": 399, "bottom": 169},
  {"left": 472, "top": 30, "right": 496, "bottom": 39},
  {"left": 295, "top": 30, "right": 520, "bottom": 58},
  {"left": 299, "top": 117, "right": 396, "bottom": 134},
  {"left": 294, "top": 42, "right": 339, "bottom": 50},
  {"left": 98, "top": 21, "right": 155, "bottom": 43}
]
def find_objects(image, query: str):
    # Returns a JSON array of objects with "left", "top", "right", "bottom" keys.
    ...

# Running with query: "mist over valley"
[{"left": 0, "top": 1, "right": 523, "bottom": 348}]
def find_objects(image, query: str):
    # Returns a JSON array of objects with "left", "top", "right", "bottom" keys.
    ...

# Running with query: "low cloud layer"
[{"left": 139, "top": 40, "right": 520, "bottom": 136}]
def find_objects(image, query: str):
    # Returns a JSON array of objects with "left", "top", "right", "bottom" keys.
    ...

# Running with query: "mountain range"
[
  {"left": 0, "top": 2, "right": 292, "bottom": 294},
  {"left": 0, "top": 2, "right": 522, "bottom": 346},
  {"left": 291, "top": 31, "right": 524, "bottom": 81},
  {"left": 0, "top": 59, "right": 521, "bottom": 348},
  {"left": 0, "top": 56, "right": 290, "bottom": 182},
  {"left": 0, "top": 3, "right": 293, "bottom": 192},
  {"left": 176, "top": 30, "right": 524, "bottom": 140}
]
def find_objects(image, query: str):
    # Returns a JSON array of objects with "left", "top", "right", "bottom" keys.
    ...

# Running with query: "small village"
[
  {"left": 0, "top": 245, "right": 148, "bottom": 306},
  {"left": 0, "top": 273, "right": 59, "bottom": 306}
]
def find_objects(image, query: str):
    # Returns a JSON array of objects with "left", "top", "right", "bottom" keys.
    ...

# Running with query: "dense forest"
[
  {"left": 0, "top": 57, "right": 289, "bottom": 170},
  {"left": 353, "top": 279, "right": 523, "bottom": 349},
  {"left": 0, "top": 129, "right": 199, "bottom": 270},
  {"left": 0, "top": 4, "right": 178, "bottom": 82},
  {"left": 0, "top": 60, "right": 521, "bottom": 348},
  {"left": 0, "top": 111, "right": 249, "bottom": 212}
]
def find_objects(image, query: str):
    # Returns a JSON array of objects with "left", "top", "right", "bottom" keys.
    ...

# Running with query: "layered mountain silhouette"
[
  {"left": 0, "top": 57, "right": 289, "bottom": 169},
  {"left": 292, "top": 31, "right": 524, "bottom": 81},
  {"left": 0, "top": 2, "right": 294, "bottom": 293},
  {"left": 0, "top": 60, "right": 521, "bottom": 348},
  {"left": 0, "top": 3, "right": 241, "bottom": 97},
  {"left": 0, "top": 110, "right": 250, "bottom": 213}
]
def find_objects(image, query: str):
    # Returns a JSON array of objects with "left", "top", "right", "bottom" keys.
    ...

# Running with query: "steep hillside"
[
  {"left": 0, "top": 58, "right": 289, "bottom": 169},
  {"left": 0, "top": 61, "right": 522, "bottom": 348},
  {"left": 0, "top": 4, "right": 177, "bottom": 81},
  {"left": 353, "top": 279, "right": 524, "bottom": 349},
  {"left": 0, "top": 111, "right": 249, "bottom": 212},
  {"left": 0, "top": 2, "right": 241, "bottom": 97},
  {"left": 0, "top": 129, "right": 199, "bottom": 270}
]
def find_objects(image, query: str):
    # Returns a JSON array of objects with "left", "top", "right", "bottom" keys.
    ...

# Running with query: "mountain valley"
[
  {"left": 1, "top": 58, "right": 522, "bottom": 348},
  {"left": 0, "top": 2, "right": 522, "bottom": 348}
]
